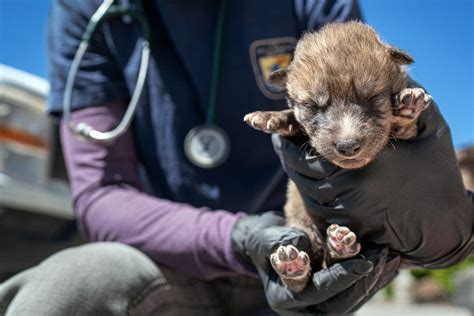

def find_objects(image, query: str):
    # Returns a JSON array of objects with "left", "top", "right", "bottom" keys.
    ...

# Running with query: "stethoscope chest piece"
[{"left": 184, "top": 125, "right": 230, "bottom": 169}]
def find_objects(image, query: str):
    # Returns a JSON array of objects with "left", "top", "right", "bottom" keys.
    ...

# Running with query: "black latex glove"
[
  {"left": 272, "top": 97, "right": 474, "bottom": 269},
  {"left": 232, "top": 212, "right": 400, "bottom": 315}
]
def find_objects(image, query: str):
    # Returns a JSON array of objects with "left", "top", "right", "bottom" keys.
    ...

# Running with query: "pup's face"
[
  {"left": 275, "top": 22, "right": 413, "bottom": 169},
  {"left": 291, "top": 98, "right": 391, "bottom": 169}
]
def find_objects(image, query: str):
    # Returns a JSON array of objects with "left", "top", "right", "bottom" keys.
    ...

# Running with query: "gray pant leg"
[{"left": 0, "top": 242, "right": 223, "bottom": 316}]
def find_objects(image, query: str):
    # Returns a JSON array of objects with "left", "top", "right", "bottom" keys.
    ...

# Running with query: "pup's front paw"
[
  {"left": 270, "top": 245, "right": 310, "bottom": 292},
  {"left": 391, "top": 88, "right": 432, "bottom": 139},
  {"left": 243, "top": 110, "right": 300, "bottom": 136},
  {"left": 393, "top": 88, "right": 432, "bottom": 119},
  {"left": 326, "top": 224, "right": 361, "bottom": 260}
]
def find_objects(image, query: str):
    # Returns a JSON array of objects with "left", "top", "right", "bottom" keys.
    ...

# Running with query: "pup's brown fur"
[{"left": 244, "top": 22, "right": 432, "bottom": 292}]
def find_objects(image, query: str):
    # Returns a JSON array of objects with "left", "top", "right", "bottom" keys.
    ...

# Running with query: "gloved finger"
[
  {"left": 359, "top": 245, "right": 389, "bottom": 265},
  {"left": 233, "top": 211, "right": 286, "bottom": 235},
  {"left": 231, "top": 211, "right": 287, "bottom": 268},
  {"left": 265, "top": 258, "right": 374, "bottom": 312},
  {"left": 300, "top": 258, "right": 374, "bottom": 305},
  {"left": 272, "top": 134, "right": 338, "bottom": 179},
  {"left": 283, "top": 167, "right": 373, "bottom": 223},
  {"left": 313, "top": 248, "right": 389, "bottom": 314},
  {"left": 255, "top": 211, "right": 286, "bottom": 228},
  {"left": 283, "top": 165, "right": 352, "bottom": 206},
  {"left": 348, "top": 253, "right": 401, "bottom": 313}
]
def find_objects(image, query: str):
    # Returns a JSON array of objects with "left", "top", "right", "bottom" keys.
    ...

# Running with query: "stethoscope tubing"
[{"left": 63, "top": 0, "right": 150, "bottom": 143}]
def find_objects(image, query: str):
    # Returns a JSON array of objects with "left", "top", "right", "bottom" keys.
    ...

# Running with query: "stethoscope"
[{"left": 64, "top": 0, "right": 230, "bottom": 169}]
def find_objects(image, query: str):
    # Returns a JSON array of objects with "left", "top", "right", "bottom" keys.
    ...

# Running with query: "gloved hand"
[
  {"left": 272, "top": 94, "right": 473, "bottom": 269},
  {"left": 232, "top": 212, "right": 400, "bottom": 315}
]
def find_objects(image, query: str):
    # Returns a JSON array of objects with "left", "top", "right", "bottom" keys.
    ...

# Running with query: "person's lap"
[{"left": 0, "top": 242, "right": 274, "bottom": 316}]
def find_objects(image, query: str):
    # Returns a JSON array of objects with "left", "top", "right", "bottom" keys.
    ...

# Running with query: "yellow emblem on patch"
[
  {"left": 258, "top": 54, "right": 292, "bottom": 83},
  {"left": 250, "top": 37, "right": 296, "bottom": 100}
]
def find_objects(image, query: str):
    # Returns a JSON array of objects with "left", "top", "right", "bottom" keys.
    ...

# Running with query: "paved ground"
[{"left": 356, "top": 303, "right": 471, "bottom": 316}]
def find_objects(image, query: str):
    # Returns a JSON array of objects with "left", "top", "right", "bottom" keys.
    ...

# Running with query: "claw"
[
  {"left": 270, "top": 253, "right": 279, "bottom": 266},
  {"left": 298, "top": 252, "right": 309, "bottom": 265},
  {"left": 277, "top": 246, "right": 288, "bottom": 261},
  {"left": 287, "top": 245, "right": 299, "bottom": 261}
]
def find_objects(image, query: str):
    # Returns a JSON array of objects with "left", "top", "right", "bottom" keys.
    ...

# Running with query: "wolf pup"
[{"left": 244, "top": 21, "right": 432, "bottom": 293}]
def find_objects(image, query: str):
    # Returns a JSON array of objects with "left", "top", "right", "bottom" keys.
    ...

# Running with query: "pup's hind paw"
[
  {"left": 326, "top": 224, "right": 361, "bottom": 260},
  {"left": 244, "top": 110, "right": 301, "bottom": 136},
  {"left": 270, "top": 245, "right": 311, "bottom": 292},
  {"left": 391, "top": 88, "right": 432, "bottom": 139}
]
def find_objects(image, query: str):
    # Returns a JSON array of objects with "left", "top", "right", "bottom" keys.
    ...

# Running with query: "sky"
[{"left": 0, "top": 0, "right": 472, "bottom": 148}]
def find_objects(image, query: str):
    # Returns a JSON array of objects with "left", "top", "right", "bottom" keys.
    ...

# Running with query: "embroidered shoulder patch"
[{"left": 249, "top": 37, "right": 296, "bottom": 100}]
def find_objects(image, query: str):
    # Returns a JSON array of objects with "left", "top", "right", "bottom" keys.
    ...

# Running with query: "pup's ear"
[
  {"left": 387, "top": 46, "right": 414, "bottom": 65},
  {"left": 267, "top": 68, "right": 288, "bottom": 88}
]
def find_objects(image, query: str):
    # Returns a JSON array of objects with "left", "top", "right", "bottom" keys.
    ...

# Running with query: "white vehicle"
[
  {"left": 0, "top": 64, "right": 78, "bottom": 280},
  {"left": 0, "top": 64, "right": 72, "bottom": 218}
]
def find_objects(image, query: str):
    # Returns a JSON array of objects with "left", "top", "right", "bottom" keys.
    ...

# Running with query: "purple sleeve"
[{"left": 60, "top": 102, "right": 257, "bottom": 280}]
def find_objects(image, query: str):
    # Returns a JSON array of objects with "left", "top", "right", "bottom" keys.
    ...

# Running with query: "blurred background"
[{"left": 0, "top": 0, "right": 473, "bottom": 315}]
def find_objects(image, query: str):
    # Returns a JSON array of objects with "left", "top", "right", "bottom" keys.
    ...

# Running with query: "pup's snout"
[{"left": 336, "top": 139, "right": 361, "bottom": 157}]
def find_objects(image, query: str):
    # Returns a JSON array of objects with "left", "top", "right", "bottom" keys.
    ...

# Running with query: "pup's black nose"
[{"left": 336, "top": 139, "right": 361, "bottom": 157}]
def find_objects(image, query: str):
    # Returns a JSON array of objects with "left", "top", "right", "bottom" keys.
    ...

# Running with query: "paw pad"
[
  {"left": 326, "top": 224, "right": 361, "bottom": 259},
  {"left": 270, "top": 245, "right": 310, "bottom": 279},
  {"left": 394, "top": 88, "right": 432, "bottom": 119}
]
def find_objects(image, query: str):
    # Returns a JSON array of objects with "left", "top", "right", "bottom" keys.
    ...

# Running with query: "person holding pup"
[{"left": 1, "top": 0, "right": 472, "bottom": 315}]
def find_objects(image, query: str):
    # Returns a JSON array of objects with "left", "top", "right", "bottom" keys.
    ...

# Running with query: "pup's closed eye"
[
  {"left": 299, "top": 100, "right": 319, "bottom": 108},
  {"left": 367, "top": 93, "right": 383, "bottom": 104},
  {"left": 366, "top": 91, "right": 391, "bottom": 104}
]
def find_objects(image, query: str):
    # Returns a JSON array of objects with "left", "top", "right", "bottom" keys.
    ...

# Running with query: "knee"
[
  {"left": 7, "top": 242, "right": 163, "bottom": 315},
  {"left": 40, "top": 242, "right": 161, "bottom": 294}
]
